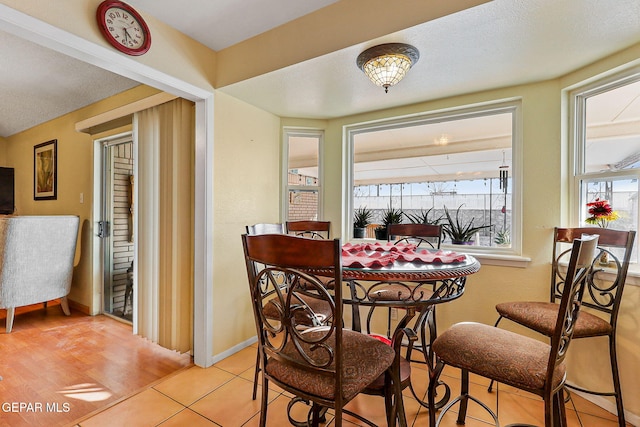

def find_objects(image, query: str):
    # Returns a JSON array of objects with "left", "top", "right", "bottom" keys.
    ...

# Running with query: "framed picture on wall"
[{"left": 34, "top": 139, "right": 57, "bottom": 200}]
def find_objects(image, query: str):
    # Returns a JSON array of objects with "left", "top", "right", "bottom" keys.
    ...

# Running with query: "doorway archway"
[{"left": 0, "top": 5, "right": 215, "bottom": 367}]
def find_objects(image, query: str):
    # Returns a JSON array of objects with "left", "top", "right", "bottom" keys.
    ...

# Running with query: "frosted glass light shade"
[{"left": 357, "top": 43, "right": 419, "bottom": 93}]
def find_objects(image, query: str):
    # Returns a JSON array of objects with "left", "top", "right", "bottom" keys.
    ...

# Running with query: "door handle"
[{"left": 98, "top": 220, "right": 110, "bottom": 238}]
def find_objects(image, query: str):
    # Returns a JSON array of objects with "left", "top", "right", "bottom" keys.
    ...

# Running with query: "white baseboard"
[
  {"left": 565, "top": 381, "right": 639, "bottom": 427},
  {"left": 211, "top": 336, "right": 258, "bottom": 364}
]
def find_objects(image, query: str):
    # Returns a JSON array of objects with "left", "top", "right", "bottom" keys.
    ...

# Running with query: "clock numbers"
[{"left": 98, "top": 1, "right": 151, "bottom": 55}]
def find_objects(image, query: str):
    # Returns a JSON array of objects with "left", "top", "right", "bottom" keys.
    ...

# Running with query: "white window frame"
[
  {"left": 343, "top": 98, "right": 523, "bottom": 256},
  {"left": 282, "top": 128, "right": 324, "bottom": 222},
  {"left": 569, "top": 66, "right": 640, "bottom": 227},
  {"left": 570, "top": 66, "right": 640, "bottom": 276}
]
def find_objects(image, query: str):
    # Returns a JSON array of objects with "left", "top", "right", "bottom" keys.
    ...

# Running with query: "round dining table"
[{"left": 339, "top": 241, "right": 481, "bottom": 409}]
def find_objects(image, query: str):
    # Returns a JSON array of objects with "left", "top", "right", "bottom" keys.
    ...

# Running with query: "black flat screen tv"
[{"left": 0, "top": 167, "right": 15, "bottom": 215}]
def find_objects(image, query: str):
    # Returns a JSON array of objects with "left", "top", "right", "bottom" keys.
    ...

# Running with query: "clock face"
[{"left": 97, "top": 1, "right": 151, "bottom": 56}]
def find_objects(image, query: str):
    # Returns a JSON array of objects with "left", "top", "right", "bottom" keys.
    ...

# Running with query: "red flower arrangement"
[{"left": 585, "top": 198, "right": 619, "bottom": 228}]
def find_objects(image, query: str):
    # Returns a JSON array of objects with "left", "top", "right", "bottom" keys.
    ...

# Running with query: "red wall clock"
[{"left": 96, "top": 0, "right": 151, "bottom": 56}]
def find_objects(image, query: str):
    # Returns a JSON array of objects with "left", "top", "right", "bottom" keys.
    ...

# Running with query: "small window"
[
  {"left": 284, "top": 129, "right": 322, "bottom": 221},
  {"left": 572, "top": 70, "right": 640, "bottom": 240},
  {"left": 571, "top": 68, "right": 640, "bottom": 266}
]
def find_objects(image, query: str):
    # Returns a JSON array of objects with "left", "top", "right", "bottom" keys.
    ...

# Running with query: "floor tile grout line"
[
  {"left": 74, "top": 348, "right": 625, "bottom": 427},
  {"left": 152, "top": 368, "right": 241, "bottom": 409}
]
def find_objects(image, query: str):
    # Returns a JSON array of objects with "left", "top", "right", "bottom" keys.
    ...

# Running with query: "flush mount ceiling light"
[{"left": 357, "top": 43, "right": 419, "bottom": 93}]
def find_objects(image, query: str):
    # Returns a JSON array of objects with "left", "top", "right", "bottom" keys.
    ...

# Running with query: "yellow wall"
[
  {"left": 0, "top": 137, "right": 7, "bottom": 164},
  {"left": 211, "top": 91, "right": 281, "bottom": 354}
]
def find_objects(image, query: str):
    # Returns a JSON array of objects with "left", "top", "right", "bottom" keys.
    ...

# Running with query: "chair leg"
[
  {"left": 384, "top": 373, "right": 394, "bottom": 427},
  {"left": 558, "top": 388, "right": 568, "bottom": 427},
  {"left": 389, "top": 363, "right": 408, "bottom": 427},
  {"left": 252, "top": 349, "right": 260, "bottom": 400},
  {"left": 609, "top": 335, "right": 626, "bottom": 427},
  {"left": 487, "top": 315, "right": 505, "bottom": 393},
  {"left": 456, "top": 369, "right": 470, "bottom": 424},
  {"left": 332, "top": 404, "right": 341, "bottom": 427},
  {"left": 428, "top": 359, "right": 445, "bottom": 426},
  {"left": 544, "top": 391, "right": 554, "bottom": 427},
  {"left": 550, "top": 388, "right": 568, "bottom": 427},
  {"left": 5, "top": 307, "right": 15, "bottom": 333},
  {"left": 259, "top": 375, "right": 269, "bottom": 427},
  {"left": 60, "top": 297, "right": 71, "bottom": 316}
]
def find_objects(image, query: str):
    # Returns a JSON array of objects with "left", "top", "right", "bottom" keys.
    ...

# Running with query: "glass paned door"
[{"left": 101, "top": 138, "right": 135, "bottom": 321}]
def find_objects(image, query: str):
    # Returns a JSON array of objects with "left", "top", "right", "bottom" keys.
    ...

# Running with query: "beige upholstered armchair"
[{"left": 0, "top": 215, "right": 79, "bottom": 333}]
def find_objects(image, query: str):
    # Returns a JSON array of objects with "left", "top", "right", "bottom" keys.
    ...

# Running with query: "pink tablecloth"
[{"left": 341, "top": 243, "right": 466, "bottom": 268}]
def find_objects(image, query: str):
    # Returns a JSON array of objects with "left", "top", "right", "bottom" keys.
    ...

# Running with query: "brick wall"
[
  {"left": 288, "top": 172, "right": 318, "bottom": 221},
  {"left": 110, "top": 143, "right": 134, "bottom": 315}
]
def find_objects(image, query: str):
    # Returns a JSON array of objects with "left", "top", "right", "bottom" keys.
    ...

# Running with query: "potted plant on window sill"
[
  {"left": 494, "top": 228, "right": 511, "bottom": 247},
  {"left": 375, "top": 206, "right": 403, "bottom": 241},
  {"left": 353, "top": 206, "right": 373, "bottom": 238},
  {"left": 442, "top": 204, "right": 491, "bottom": 245}
]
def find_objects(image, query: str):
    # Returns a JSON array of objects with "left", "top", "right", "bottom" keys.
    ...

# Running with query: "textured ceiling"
[
  {"left": 0, "top": 31, "right": 139, "bottom": 137},
  {"left": 219, "top": 0, "right": 640, "bottom": 119}
]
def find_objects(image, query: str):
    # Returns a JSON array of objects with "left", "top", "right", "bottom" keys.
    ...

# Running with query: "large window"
[
  {"left": 346, "top": 100, "right": 521, "bottom": 252},
  {"left": 571, "top": 69, "right": 640, "bottom": 261},
  {"left": 283, "top": 129, "right": 323, "bottom": 221}
]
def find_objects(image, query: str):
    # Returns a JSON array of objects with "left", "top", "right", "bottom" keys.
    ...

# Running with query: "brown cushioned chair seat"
[
  {"left": 495, "top": 301, "right": 612, "bottom": 338},
  {"left": 266, "top": 329, "right": 395, "bottom": 401},
  {"left": 433, "top": 322, "right": 566, "bottom": 394},
  {"left": 262, "top": 293, "right": 332, "bottom": 326}
]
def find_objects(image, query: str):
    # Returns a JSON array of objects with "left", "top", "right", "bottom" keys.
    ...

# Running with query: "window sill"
[{"left": 470, "top": 253, "right": 531, "bottom": 268}]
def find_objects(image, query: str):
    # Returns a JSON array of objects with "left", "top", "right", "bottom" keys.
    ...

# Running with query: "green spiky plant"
[
  {"left": 380, "top": 206, "right": 403, "bottom": 227},
  {"left": 353, "top": 206, "right": 374, "bottom": 228},
  {"left": 353, "top": 206, "right": 374, "bottom": 238},
  {"left": 442, "top": 204, "right": 491, "bottom": 244},
  {"left": 375, "top": 206, "right": 403, "bottom": 240},
  {"left": 494, "top": 228, "right": 511, "bottom": 246}
]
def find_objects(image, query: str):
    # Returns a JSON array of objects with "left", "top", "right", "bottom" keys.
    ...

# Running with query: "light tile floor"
[{"left": 73, "top": 344, "right": 629, "bottom": 426}]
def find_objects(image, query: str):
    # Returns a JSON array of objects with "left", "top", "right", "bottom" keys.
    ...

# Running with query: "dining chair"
[
  {"left": 365, "top": 223, "right": 447, "bottom": 408},
  {"left": 242, "top": 233, "right": 409, "bottom": 427},
  {"left": 369, "top": 224, "right": 443, "bottom": 359},
  {"left": 489, "top": 227, "right": 635, "bottom": 427},
  {"left": 428, "top": 235, "right": 599, "bottom": 427},
  {"left": 387, "top": 223, "right": 442, "bottom": 248},
  {"left": 286, "top": 220, "right": 331, "bottom": 239},
  {"left": 245, "top": 223, "right": 333, "bottom": 400}
]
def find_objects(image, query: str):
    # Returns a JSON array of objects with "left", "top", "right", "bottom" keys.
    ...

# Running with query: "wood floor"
[{"left": 0, "top": 302, "right": 192, "bottom": 427}]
